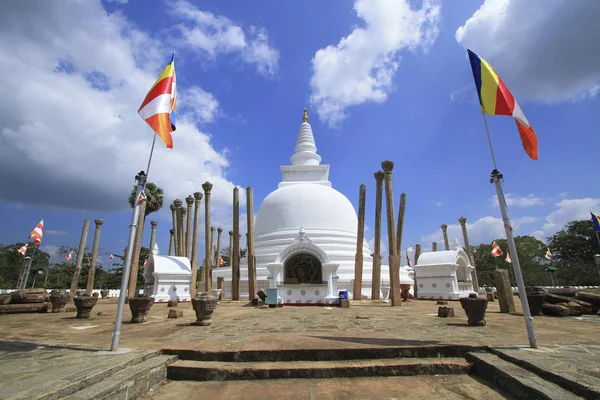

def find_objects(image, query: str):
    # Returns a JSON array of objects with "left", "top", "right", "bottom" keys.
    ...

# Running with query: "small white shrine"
[
  {"left": 143, "top": 244, "right": 192, "bottom": 303},
  {"left": 413, "top": 240, "right": 476, "bottom": 300}
]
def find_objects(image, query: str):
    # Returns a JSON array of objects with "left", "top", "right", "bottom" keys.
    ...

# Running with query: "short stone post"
[
  {"left": 170, "top": 203, "right": 178, "bottom": 256},
  {"left": 458, "top": 217, "right": 479, "bottom": 291},
  {"left": 246, "top": 187, "right": 257, "bottom": 301},
  {"left": 432, "top": 242, "right": 438, "bottom": 252},
  {"left": 217, "top": 277, "right": 225, "bottom": 300},
  {"left": 353, "top": 184, "right": 366, "bottom": 300},
  {"left": 202, "top": 182, "right": 213, "bottom": 291},
  {"left": 168, "top": 229, "right": 175, "bottom": 256},
  {"left": 70, "top": 220, "right": 90, "bottom": 299},
  {"left": 372, "top": 171, "right": 384, "bottom": 300},
  {"left": 232, "top": 187, "right": 240, "bottom": 300},
  {"left": 382, "top": 161, "right": 401, "bottom": 306},
  {"left": 86, "top": 219, "right": 103, "bottom": 293},
  {"left": 441, "top": 224, "right": 450, "bottom": 251},
  {"left": 493, "top": 269, "right": 516, "bottom": 313},
  {"left": 395, "top": 193, "right": 406, "bottom": 255},
  {"left": 190, "top": 192, "right": 202, "bottom": 297},
  {"left": 185, "top": 196, "right": 194, "bottom": 258},
  {"left": 215, "top": 228, "right": 223, "bottom": 266},
  {"left": 128, "top": 199, "right": 147, "bottom": 299}
]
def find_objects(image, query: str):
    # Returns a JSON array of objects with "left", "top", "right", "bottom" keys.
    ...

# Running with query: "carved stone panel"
[{"left": 284, "top": 253, "right": 322, "bottom": 284}]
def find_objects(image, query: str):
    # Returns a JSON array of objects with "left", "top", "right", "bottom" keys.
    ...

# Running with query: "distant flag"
[
  {"left": 505, "top": 252, "right": 512, "bottom": 264},
  {"left": 109, "top": 254, "right": 113, "bottom": 263},
  {"left": 137, "top": 190, "right": 147, "bottom": 205},
  {"left": 18, "top": 243, "right": 28, "bottom": 256},
  {"left": 138, "top": 54, "right": 177, "bottom": 149},
  {"left": 491, "top": 241, "right": 503, "bottom": 257},
  {"left": 218, "top": 257, "right": 223, "bottom": 267},
  {"left": 545, "top": 248, "right": 553, "bottom": 261},
  {"left": 29, "top": 219, "right": 44, "bottom": 245},
  {"left": 407, "top": 247, "right": 414, "bottom": 253},
  {"left": 591, "top": 212, "right": 600, "bottom": 232},
  {"left": 66, "top": 251, "right": 73, "bottom": 261},
  {"left": 467, "top": 49, "right": 538, "bottom": 160},
  {"left": 143, "top": 259, "right": 147, "bottom": 268},
  {"left": 406, "top": 253, "right": 412, "bottom": 267}
]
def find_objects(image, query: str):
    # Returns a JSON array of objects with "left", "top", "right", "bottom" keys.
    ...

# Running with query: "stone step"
[
  {"left": 167, "top": 357, "right": 471, "bottom": 381},
  {"left": 466, "top": 352, "right": 583, "bottom": 400},
  {"left": 162, "top": 344, "right": 484, "bottom": 362},
  {"left": 63, "top": 354, "right": 177, "bottom": 400}
]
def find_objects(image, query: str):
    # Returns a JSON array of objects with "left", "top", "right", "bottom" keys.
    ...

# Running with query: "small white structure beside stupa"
[
  {"left": 413, "top": 239, "right": 476, "bottom": 300},
  {"left": 144, "top": 243, "right": 192, "bottom": 302},
  {"left": 213, "top": 109, "right": 414, "bottom": 303}
]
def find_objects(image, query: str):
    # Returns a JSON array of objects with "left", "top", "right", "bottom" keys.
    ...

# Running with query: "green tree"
[
  {"left": 548, "top": 220, "right": 600, "bottom": 286},
  {"left": 219, "top": 246, "right": 247, "bottom": 267},
  {"left": 0, "top": 243, "right": 50, "bottom": 289},
  {"left": 128, "top": 182, "right": 164, "bottom": 217}
]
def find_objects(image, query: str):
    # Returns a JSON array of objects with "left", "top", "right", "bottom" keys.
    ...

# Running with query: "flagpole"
[
  {"left": 145, "top": 133, "right": 157, "bottom": 183},
  {"left": 482, "top": 112, "right": 537, "bottom": 348},
  {"left": 21, "top": 245, "right": 38, "bottom": 290}
]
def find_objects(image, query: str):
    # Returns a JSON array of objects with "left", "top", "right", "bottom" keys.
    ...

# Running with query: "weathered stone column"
[
  {"left": 170, "top": 203, "right": 178, "bottom": 256},
  {"left": 432, "top": 242, "right": 438, "bottom": 252},
  {"left": 185, "top": 196, "right": 194, "bottom": 258},
  {"left": 174, "top": 199, "right": 183, "bottom": 256},
  {"left": 441, "top": 224, "right": 450, "bottom": 251},
  {"left": 215, "top": 228, "right": 223, "bottom": 267},
  {"left": 128, "top": 200, "right": 147, "bottom": 300},
  {"left": 414, "top": 243, "right": 422, "bottom": 298},
  {"left": 149, "top": 221, "right": 158, "bottom": 253},
  {"left": 415, "top": 244, "right": 421, "bottom": 264},
  {"left": 395, "top": 193, "right": 406, "bottom": 256},
  {"left": 86, "top": 219, "right": 103, "bottom": 293},
  {"left": 458, "top": 217, "right": 479, "bottom": 290},
  {"left": 493, "top": 269, "right": 516, "bottom": 313},
  {"left": 353, "top": 184, "right": 366, "bottom": 300},
  {"left": 228, "top": 230, "right": 233, "bottom": 266},
  {"left": 246, "top": 187, "right": 256, "bottom": 301},
  {"left": 178, "top": 205, "right": 186, "bottom": 257},
  {"left": 202, "top": 182, "right": 213, "bottom": 291},
  {"left": 169, "top": 229, "right": 175, "bottom": 256},
  {"left": 372, "top": 171, "right": 384, "bottom": 300},
  {"left": 70, "top": 220, "right": 90, "bottom": 299},
  {"left": 209, "top": 226, "right": 215, "bottom": 265},
  {"left": 190, "top": 191, "right": 202, "bottom": 297},
  {"left": 232, "top": 187, "right": 240, "bottom": 300},
  {"left": 381, "top": 161, "right": 401, "bottom": 306}
]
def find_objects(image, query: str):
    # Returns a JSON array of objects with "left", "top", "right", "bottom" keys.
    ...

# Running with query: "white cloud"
[
  {"left": 40, "top": 244, "right": 61, "bottom": 264},
  {"left": 309, "top": 0, "right": 441, "bottom": 126},
  {"left": 46, "top": 230, "right": 68, "bottom": 236},
  {"left": 531, "top": 198, "right": 600, "bottom": 241},
  {"left": 456, "top": 0, "right": 600, "bottom": 102},
  {"left": 490, "top": 193, "right": 546, "bottom": 207},
  {"left": 0, "top": 0, "right": 239, "bottom": 220},
  {"left": 170, "top": 0, "right": 279, "bottom": 77},
  {"left": 180, "top": 87, "right": 220, "bottom": 123}
]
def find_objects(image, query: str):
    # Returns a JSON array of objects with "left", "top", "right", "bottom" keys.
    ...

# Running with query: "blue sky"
[{"left": 1, "top": 0, "right": 599, "bottom": 266}]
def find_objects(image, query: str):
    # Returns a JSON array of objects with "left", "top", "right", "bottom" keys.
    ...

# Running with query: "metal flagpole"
[
  {"left": 21, "top": 245, "right": 38, "bottom": 290},
  {"left": 483, "top": 112, "right": 537, "bottom": 348}
]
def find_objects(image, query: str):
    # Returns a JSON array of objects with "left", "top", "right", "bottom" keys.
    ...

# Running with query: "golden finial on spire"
[{"left": 302, "top": 107, "right": 308, "bottom": 122}]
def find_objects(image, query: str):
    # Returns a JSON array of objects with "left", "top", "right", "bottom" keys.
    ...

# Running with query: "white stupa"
[{"left": 213, "top": 109, "right": 413, "bottom": 304}]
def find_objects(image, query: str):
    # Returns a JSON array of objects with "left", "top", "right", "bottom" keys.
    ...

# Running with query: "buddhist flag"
[
  {"left": 18, "top": 243, "right": 28, "bottom": 256},
  {"left": 505, "top": 252, "right": 512, "bottom": 264},
  {"left": 109, "top": 254, "right": 113, "bottom": 263},
  {"left": 545, "top": 248, "right": 553, "bottom": 261},
  {"left": 143, "top": 259, "right": 147, "bottom": 268},
  {"left": 138, "top": 54, "right": 177, "bottom": 149},
  {"left": 66, "top": 251, "right": 73, "bottom": 261},
  {"left": 29, "top": 219, "right": 44, "bottom": 245},
  {"left": 406, "top": 252, "right": 412, "bottom": 267},
  {"left": 137, "top": 190, "right": 147, "bottom": 205},
  {"left": 591, "top": 212, "right": 600, "bottom": 232},
  {"left": 491, "top": 241, "right": 503, "bottom": 257},
  {"left": 219, "top": 257, "right": 223, "bottom": 267},
  {"left": 467, "top": 49, "right": 538, "bottom": 160}
]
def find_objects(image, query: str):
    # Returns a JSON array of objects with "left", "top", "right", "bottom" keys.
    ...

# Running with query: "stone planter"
[
  {"left": 526, "top": 292, "right": 545, "bottom": 316},
  {"left": 128, "top": 296, "right": 155, "bottom": 323},
  {"left": 49, "top": 289, "right": 70, "bottom": 313},
  {"left": 73, "top": 294, "right": 98, "bottom": 318},
  {"left": 459, "top": 296, "right": 488, "bottom": 326},
  {"left": 76, "top": 290, "right": 87, "bottom": 297},
  {"left": 191, "top": 293, "right": 218, "bottom": 326},
  {"left": 210, "top": 289, "right": 222, "bottom": 303},
  {"left": 0, "top": 293, "right": 12, "bottom": 305},
  {"left": 100, "top": 289, "right": 109, "bottom": 299}
]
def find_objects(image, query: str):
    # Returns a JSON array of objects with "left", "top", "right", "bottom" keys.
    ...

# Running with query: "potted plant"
[
  {"left": 73, "top": 293, "right": 98, "bottom": 318},
  {"left": 459, "top": 293, "right": 488, "bottom": 326},
  {"left": 49, "top": 289, "right": 70, "bottom": 313},
  {"left": 128, "top": 294, "right": 155, "bottom": 323},
  {"left": 191, "top": 292, "right": 218, "bottom": 326}
]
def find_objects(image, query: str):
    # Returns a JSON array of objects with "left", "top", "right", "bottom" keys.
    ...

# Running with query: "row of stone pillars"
[{"left": 229, "top": 186, "right": 257, "bottom": 302}]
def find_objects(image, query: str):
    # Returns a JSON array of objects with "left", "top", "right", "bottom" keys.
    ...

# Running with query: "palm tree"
[{"left": 128, "top": 182, "right": 164, "bottom": 217}]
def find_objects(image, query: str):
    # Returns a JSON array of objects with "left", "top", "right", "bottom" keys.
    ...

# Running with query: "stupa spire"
[{"left": 290, "top": 107, "right": 321, "bottom": 166}]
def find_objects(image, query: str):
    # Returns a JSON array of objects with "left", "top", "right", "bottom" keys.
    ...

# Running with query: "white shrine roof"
[
  {"left": 415, "top": 248, "right": 471, "bottom": 267},
  {"left": 150, "top": 255, "right": 192, "bottom": 275}
]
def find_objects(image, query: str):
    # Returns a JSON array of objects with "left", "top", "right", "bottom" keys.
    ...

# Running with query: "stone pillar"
[
  {"left": 381, "top": 161, "right": 401, "bottom": 306},
  {"left": 246, "top": 187, "right": 257, "bottom": 301},
  {"left": 185, "top": 196, "right": 194, "bottom": 258},
  {"left": 395, "top": 193, "right": 406, "bottom": 255},
  {"left": 217, "top": 277, "right": 225, "bottom": 300},
  {"left": 149, "top": 221, "right": 158, "bottom": 253},
  {"left": 178, "top": 203, "right": 186, "bottom": 257},
  {"left": 458, "top": 217, "right": 479, "bottom": 290},
  {"left": 232, "top": 187, "right": 240, "bottom": 300},
  {"left": 174, "top": 199, "right": 183, "bottom": 256},
  {"left": 441, "top": 224, "right": 450, "bottom": 251},
  {"left": 493, "top": 269, "right": 516, "bottom": 313},
  {"left": 228, "top": 230, "right": 233, "bottom": 266},
  {"left": 372, "top": 171, "right": 384, "bottom": 300},
  {"left": 414, "top": 243, "right": 422, "bottom": 298},
  {"left": 190, "top": 191, "right": 203, "bottom": 297},
  {"left": 86, "top": 219, "right": 103, "bottom": 293},
  {"left": 70, "top": 220, "right": 90, "bottom": 299},
  {"left": 432, "top": 242, "right": 438, "bottom": 252},
  {"left": 353, "top": 184, "right": 366, "bottom": 300},
  {"left": 202, "top": 182, "right": 213, "bottom": 291},
  {"left": 209, "top": 226, "right": 215, "bottom": 265},
  {"left": 170, "top": 203, "right": 178, "bottom": 256},
  {"left": 215, "top": 228, "right": 223, "bottom": 267},
  {"left": 128, "top": 200, "right": 147, "bottom": 300},
  {"left": 415, "top": 244, "right": 421, "bottom": 264},
  {"left": 169, "top": 229, "right": 175, "bottom": 256}
]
